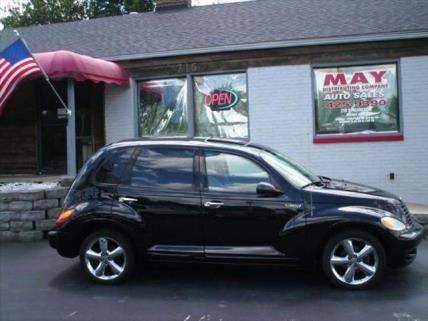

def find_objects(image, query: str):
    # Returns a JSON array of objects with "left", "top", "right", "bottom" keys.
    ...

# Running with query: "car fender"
[
  {"left": 300, "top": 204, "right": 390, "bottom": 263},
  {"left": 60, "top": 199, "right": 145, "bottom": 253}
]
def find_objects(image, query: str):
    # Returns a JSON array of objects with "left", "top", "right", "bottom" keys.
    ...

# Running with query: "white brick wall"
[
  {"left": 248, "top": 57, "right": 428, "bottom": 203},
  {"left": 104, "top": 84, "right": 136, "bottom": 144}
]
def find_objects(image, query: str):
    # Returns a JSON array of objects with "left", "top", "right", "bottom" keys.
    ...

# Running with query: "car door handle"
[
  {"left": 118, "top": 197, "right": 138, "bottom": 203},
  {"left": 204, "top": 201, "right": 224, "bottom": 208}
]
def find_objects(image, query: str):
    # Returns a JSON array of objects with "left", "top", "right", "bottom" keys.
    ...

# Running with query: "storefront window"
[
  {"left": 194, "top": 73, "right": 248, "bottom": 139},
  {"left": 138, "top": 78, "right": 188, "bottom": 137},
  {"left": 313, "top": 64, "right": 399, "bottom": 138}
]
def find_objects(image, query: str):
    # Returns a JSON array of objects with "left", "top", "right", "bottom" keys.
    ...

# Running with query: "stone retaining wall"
[
  {"left": 0, "top": 187, "right": 68, "bottom": 241},
  {"left": 0, "top": 186, "right": 426, "bottom": 242}
]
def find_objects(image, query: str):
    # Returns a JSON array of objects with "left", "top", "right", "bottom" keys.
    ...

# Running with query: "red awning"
[{"left": 34, "top": 50, "right": 129, "bottom": 86}]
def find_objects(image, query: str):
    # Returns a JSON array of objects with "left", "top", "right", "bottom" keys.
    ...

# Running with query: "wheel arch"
[
  {"left": 74, "top": 218, "right": 142, "bottom": 259},
  {"left": 316, "top": 221, "right": 392, "bottom": 264}
]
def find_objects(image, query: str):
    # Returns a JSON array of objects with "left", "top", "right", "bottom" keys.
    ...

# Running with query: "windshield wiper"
[
  {"left": 301, "top": 180, "right": 324, "bottom": 189},
  {"left": 319, "top": 176, "right": 332, "bottom": 183}
]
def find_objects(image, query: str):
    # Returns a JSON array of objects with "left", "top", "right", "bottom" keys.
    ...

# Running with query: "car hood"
[{"left": 304, "top": 178, "right": 400, "bottom": 205}]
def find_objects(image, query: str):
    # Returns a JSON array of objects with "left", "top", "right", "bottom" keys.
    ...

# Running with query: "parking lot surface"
[{"left": 1, "top": 240, "right": 427, "bottom": 321}]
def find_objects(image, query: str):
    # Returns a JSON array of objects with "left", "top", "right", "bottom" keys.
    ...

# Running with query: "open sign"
[{"left": 204, "top": 89, "right": 239, "bottom": 111}]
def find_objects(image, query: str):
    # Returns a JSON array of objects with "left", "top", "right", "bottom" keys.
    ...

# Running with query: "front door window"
[{"left": 205, "top": 151, "right": 271, "bottom": 193}]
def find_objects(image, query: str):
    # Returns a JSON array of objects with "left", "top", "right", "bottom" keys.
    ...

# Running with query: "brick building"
[{"left": 0, "top": 0, "right": 427, "bottom": 203}]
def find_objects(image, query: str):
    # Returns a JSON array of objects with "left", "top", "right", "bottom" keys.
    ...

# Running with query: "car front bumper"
[{"left": 387, "top": 220, "right": 425, "bottom": 267}]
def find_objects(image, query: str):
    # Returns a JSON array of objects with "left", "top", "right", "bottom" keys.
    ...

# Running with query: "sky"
[{"left": 0, "top": 0, "right": 27, "bottom": 18}]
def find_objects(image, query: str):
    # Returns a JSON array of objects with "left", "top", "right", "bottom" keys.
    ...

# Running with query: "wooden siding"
[{"left": 121, "top": 39, "right": 428, "bottom": 79}]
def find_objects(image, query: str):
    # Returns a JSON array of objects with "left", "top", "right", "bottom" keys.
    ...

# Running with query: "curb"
[
  {"left": 408, "top": 203, "right": 428, "bottom": 237},
  {"left": 413, "top": 214, "right": 428, "bottom": 227},
  {"left": 413, "top": 214, "right": 428, "bottom": 225},
  {"left": 408, "top": 203, "right": 428, "bottom": 225}
]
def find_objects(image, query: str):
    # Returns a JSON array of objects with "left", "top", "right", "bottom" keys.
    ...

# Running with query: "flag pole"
[{"left": 13, "top": 30, "right": 72, "bottom": 116}]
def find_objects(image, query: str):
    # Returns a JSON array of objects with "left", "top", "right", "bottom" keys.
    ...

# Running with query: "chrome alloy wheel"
[
  {"left": 329, "top": 238, "right": 379, "bottom": 286},
  {"left": 85, "top": 237, "right": 126, "bottom": 281}
]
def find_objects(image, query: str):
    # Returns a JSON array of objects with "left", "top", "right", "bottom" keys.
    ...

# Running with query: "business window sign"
[
  {"left": 314, "top": 64, "right": 399, "bottom": 135},
  {"left": 194, "top": 73, "right": 248, "bottom": 139},
  {"left": 204, "top": 89, "right": 239, "bottom": 111}
]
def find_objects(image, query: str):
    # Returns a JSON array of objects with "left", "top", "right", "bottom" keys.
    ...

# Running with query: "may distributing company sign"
[
  {"left": 204, "top": 89, "right": 239, "bottom": 111},
  {"left": 314, "top": 64, "right": 399, "bottom": 135}
]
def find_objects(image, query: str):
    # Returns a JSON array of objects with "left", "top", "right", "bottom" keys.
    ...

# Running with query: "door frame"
[
  {"left": 117, "top": 144, "right": 205, "bottom": 258},
  {"left": 199, "top": 146, "right": 295, "bottom": 260}
]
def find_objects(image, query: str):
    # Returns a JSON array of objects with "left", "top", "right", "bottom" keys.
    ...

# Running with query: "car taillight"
[{"left": 55, "top": 208, "right": 75, "bottom": 228}]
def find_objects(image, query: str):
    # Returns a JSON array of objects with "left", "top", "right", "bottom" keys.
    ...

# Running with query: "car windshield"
[{"left": 257, "top": 148, "right": 321, "bottom": 188}]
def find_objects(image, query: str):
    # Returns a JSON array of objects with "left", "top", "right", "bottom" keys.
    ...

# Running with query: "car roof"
[{"left": 108, "top": 138, "right": 272, "bottom": 156}]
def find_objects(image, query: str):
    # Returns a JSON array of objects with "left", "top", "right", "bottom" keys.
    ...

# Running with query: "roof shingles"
[{"left": 0, "top": 0, "right": 427, "bottom": 60}]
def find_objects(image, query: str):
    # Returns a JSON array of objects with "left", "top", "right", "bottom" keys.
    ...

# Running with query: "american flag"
[{"left": 0, "top": 39, "right": 41, "bottom": 114}]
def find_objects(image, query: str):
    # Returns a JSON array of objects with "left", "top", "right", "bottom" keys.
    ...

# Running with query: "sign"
[
  {"left": 204, "top": 89, "right": 239, "bottom": 111},
  {"left": 314, "top": 64, "right": 399, "bottom": 135}
]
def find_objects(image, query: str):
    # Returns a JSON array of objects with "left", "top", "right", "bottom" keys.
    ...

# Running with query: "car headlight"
[{"left": 381, "top": 216, "right": 406, "bottom": 231}]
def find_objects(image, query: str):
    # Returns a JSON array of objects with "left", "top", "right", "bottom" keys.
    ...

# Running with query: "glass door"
[{"left": 37, "top": 80, "right": 67, "bottom": 174}]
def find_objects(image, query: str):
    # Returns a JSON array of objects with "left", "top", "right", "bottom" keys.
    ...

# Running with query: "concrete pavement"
[{"left": 1, "top": 240, "right": 428, "bottom": 321}]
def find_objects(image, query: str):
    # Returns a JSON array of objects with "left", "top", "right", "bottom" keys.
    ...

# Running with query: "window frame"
[
  {"left": 192, "top": 72, "right": 249, "bottom": 140},
  {"left": 121, "top": 145, "right": 199, "bottom": 193},
  {"left": 200, "top": 148, "right": 281, "bottom": 196},
  {"left": 137, "top": 77, "right": 189, "bottom": 138},
  {"left": 136, "top": 70, "right": 250, "bottom": 141},
  {"left": 311, "top": 60, "right": 404, "bottom": 144}
]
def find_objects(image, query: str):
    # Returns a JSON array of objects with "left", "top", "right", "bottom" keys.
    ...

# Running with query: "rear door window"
[
  {"left": 128, "top": 147, "right": 195, "bottom": 191},
  {"left": 95, "top": 147, "right": 136, "bottom": 185}
]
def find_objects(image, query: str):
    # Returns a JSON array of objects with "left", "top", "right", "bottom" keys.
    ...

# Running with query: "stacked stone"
[{"left": 0, "top": 187, "right": 68, "bottom": 241}]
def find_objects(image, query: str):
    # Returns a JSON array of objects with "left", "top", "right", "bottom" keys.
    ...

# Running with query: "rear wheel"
[
  {"left": 79, "top": 230, "right": 136, "bottom": 284},
  {"left": 322, "top": 230, "right": 386, "bottom": 290}
]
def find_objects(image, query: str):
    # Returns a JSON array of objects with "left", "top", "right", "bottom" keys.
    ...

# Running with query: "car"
[{"left": 48, "top": 138, "right": 424, "bottom": 289}]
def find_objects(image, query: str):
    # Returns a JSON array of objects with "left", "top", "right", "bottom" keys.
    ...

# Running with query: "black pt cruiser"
[{"left": 49, "top": 138, "right": 424, "bottom": 289}]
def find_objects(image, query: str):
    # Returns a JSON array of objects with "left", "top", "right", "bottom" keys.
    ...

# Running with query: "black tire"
[
  {"left": 79, "top": 229, "right": 136, "bottom": 285},
  {"left": 322, "top": 229, "right": 386, "bottom": 290}
]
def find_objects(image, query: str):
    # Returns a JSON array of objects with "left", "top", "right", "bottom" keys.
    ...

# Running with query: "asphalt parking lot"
[{"left": 1, "top": 240, "right": 427, "bottom": 321}]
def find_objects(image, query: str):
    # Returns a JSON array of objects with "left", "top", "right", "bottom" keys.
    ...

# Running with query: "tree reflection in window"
[{"left": 139, "top": 78, "right": 188, "bottom": 137}]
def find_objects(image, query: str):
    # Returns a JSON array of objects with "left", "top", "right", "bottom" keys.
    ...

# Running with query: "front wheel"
[
  {"left": 79, "top": 230, "right": 136, "bottom": 284},
  {"left": 322, "top": 230, "right": 386, "bottom": 290}
]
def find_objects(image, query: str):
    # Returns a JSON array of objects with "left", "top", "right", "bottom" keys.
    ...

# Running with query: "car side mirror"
[{"left": 256, "top": 182, "right": 283, "bottom": 197}]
